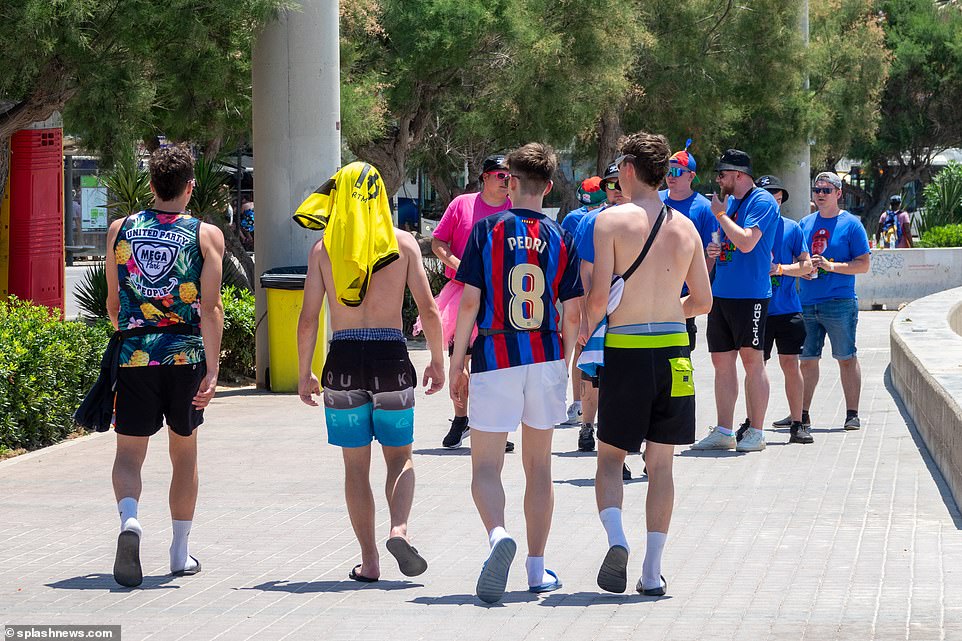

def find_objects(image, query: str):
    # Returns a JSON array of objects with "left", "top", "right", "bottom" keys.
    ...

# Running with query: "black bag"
[{"left": 74, "top": 324, "right": 202, "bottom": 432}]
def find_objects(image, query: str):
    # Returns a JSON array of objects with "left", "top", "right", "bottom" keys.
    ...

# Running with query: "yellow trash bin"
[{"left": 260, "top": 266, "right": 326, "bottom": 392}]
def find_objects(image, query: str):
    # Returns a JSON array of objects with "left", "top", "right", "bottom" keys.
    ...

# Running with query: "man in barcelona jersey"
[{"left": 449, "top": 143, "right": 582, "bottom": 604}]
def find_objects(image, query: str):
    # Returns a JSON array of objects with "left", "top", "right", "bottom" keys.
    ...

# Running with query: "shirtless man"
[
  {"left": 297, "top": 162, "right": 445, "bottom": 582},
  {"left": 586, "top": 132, "right": 712, "bottom": 596}
]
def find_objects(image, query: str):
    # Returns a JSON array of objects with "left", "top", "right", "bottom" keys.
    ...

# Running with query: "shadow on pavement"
[
  {"left": 553, "top": 477, "right": 647, "bottom": 487},
  {"left": 677, "top": 449, "right": 745, "bottom": 458},
  {"left": 553, "top": 451, "right": 596, "bottom": 458},
  {"left": 46, "top": 573, "right": 178, "bottom": 591},
  {"left": 243, "top": 579, "right": 421, "bottom": 593},
  {"left": 409, "top": 591, "right": 538, "bottom": 606},
  {"left": 884, "top": 365, "right": 962, "bottom": 529},
  {"left": 213, "top": 387, "right": 271, "bottom": 399},
  {"left": 413, "top": 448, "right": 470, "bottom": 457},
  {"left": 537, "top": 591, "right": 671, "bottom": 606}
]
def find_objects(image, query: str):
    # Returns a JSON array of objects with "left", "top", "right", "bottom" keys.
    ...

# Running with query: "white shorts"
[{"left": 468, "top": 360, "right": 568, "bottom": 432}]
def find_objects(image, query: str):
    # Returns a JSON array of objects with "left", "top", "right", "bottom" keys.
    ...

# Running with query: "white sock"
[
  {"left": 118, "top": 497, "right": 142, "bottom": 537},
  {"left": 599, "top": 507, "right": 629, "bottom": 552},
  {"left": 169, "top": 520, "right": 198, "bottom": 573},
  {"left": 642, "top": 531, "right": 667, "bottom": 589},
  {"left": 488, "top": 526, "right": 509, "bottom": 549},
  {"left": 572, "top": 401, "right": 582, "bottom": 412},
  {"left": 525, "top": 556, "right": 553, "bottom": 587}
]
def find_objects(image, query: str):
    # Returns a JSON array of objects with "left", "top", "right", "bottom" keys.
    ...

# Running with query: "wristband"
[{"left": 776, "top": 264, "right": 783, "bottom": 277}]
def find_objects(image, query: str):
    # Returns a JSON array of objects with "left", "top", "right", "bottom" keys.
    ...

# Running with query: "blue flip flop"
[
  {"left": 476, "top": 537, "right": 517, "bottom": 604},
  {"left": 528, "top": 568, "right": 562, "bottom": 593}
]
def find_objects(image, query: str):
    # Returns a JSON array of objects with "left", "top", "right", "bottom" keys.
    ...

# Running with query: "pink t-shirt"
[{"left": 432, "top": 192, "right": 511, "bottom": 279}]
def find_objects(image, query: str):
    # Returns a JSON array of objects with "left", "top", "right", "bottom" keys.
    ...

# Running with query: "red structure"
[{"left": 7, "top": 128, "right": 64, "bottom": 311}]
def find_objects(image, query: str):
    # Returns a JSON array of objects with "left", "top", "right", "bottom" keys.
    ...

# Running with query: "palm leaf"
[{"left": 74, "top": 263, "right": 108, "bottom": 321}]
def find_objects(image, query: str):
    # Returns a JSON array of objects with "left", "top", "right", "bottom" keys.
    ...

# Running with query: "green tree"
[
  {"left": 0, "top": 0, "right": 287, "bottom": 204},
  {"left": 846, "top": 0, "right": 962, "bottom": 220}
]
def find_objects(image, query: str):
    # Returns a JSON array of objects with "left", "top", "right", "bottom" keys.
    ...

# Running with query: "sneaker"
[
  {"left": 735, "top": 418, "right": 751, "bottom": 442},
  {"left": 622, "top": 463, "right": 631, "bottom": 481},
  {"left": 735, "top": 428, "right": 766, "bottom": 452},
  {"left": 771, "top": 415, "right": 793, "bottom": 428},
  {"left": 578, "top": 423, "right": 596, "bottom": 452},
  {"left": 559, "top": 403, "right": 582, "bottom": 427},
  {"left": 442, "top": 416, "right": 470, "bottom": 448},
  {"left": 843, "top": 415, "right": 861, "bottom": 431},
  {"left": 790, "top": 423, "right": 814, "bottom": 444},
  {"left": 505, "top": 440, "right": 515, "bottom": 453},
  {"left": 691, "top": 427, "right": 735, "bottom": 451}
]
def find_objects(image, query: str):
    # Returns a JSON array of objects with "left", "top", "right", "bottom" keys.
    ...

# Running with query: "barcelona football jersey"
[{"left": 456, "top": 208, "right": 583, "bottom": 373}]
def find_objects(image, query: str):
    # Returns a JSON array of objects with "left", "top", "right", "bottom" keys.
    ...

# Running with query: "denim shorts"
[{"left": 800, "top": 298, "right": 859, "bottom": 361}]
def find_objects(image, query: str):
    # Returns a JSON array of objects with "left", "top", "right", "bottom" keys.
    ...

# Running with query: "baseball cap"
[
  {"left": 755, "top": 174, "right": 789, "bottom": 203},
  {"left": 602, "top": 162, "right": 620, "bottom": 180},
  {"left": 480, "top": 154, "right": 508, "bottom": 176},
  {"left": 670, "top": 151, "right": 697, "bottom": 172},
  {"left": 577, "top": 176, "right": 606, "bottom": 206},
  {"left": 715, "top": 149, "right": 753, "bottom": 176},
  {"left": 890, "top": 194, "right": 902, "bottom": 204},
  {"left": 814, "top": 171, "right": 842, "bottom": 190}
]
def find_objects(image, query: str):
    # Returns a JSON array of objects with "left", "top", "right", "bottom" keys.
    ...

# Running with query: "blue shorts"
[
  {"left": 800, "top": 298, "right": 858, "bottom": 361},
  {"left": 321, "top": 329, "right": 416, "bottom": 448}
]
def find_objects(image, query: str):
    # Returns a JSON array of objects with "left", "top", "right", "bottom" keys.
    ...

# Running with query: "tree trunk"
[
  {"left": 597, "top": 106, "right": 624, "bottom": 175},
  {"left": 553, "top": 170, "right": 579, "bottom": 218}
]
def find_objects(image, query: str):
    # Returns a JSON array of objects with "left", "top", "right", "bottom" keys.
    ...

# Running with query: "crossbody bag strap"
[{"left": 621, "top": 205, "right": 668, "bottom": 282}]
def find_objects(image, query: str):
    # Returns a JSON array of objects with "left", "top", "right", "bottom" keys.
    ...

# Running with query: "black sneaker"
[
  {"left": 505, "top": 440, "right": 515, "bottom": 453},
  {"left": 442, "top": 416, "right": 470, "bottom": 448},
  {"left": 578, "top": 423, "right": 595, "bottom": 452},
  {"left": 622, "top": 463, "right": 631, "bottom": 481},
  {"left": 735, "top": 418, "right": 751, "bottom": 442},
  {"left": 771, "top": 415, "right": 793, "bottom": 428},
  {"left": 790, "top": 422, "right": 814, "bottom": 444}
]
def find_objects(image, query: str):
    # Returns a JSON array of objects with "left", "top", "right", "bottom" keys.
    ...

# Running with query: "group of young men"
[{"left": 103, "top": 133, "right": 873, "bottom": 605}]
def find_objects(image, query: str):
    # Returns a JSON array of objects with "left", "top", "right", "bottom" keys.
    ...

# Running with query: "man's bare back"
[
  {"left": 591, "top": 197, "right": 711, "bottom": 327},
  {"left": 315, "top": 228, "right": 421, "bottom": 332}
]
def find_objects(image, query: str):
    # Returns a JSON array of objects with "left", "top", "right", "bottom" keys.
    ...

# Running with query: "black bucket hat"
[
  {"left": 755, "top": 174, "right": 789, "bottom": 203},
  {"left": 715, "top": 149, "right": 753, "bottom": 177}
]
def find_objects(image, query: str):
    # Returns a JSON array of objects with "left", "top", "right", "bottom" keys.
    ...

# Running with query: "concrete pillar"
[
  {"left": 774, "top": 0, "right": 810, "bottom": 222},
  {"left": 252, "top": 0, "right": 341, "bottom": 388}
]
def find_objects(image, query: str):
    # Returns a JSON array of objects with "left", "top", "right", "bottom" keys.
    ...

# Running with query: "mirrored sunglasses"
[
  {"left": 812, "top": 187, "right": 835, "bottom": 194},
  {"left": 668, "top": 167, "right": 691, "bottom": 178}
]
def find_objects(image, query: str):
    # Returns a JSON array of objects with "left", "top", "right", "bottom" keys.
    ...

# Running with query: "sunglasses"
[
  {"left": 486, "top": 171, "right": 510, "bottom": 181},
  {"left": 614, "top": 153, "right": 636, "bottom": 168},
  {"left": 668, "top": 167, "right": 691, "bottom": 178},
  {"left": 812, "top": 187, "right": 836, "bottom": 194},
  {"left": 605, "top": 180, "right": 621, "bottom": 191}
]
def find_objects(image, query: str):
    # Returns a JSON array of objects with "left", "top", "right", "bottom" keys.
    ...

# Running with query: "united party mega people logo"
[{"left": 132, "top": 239, "right": 180, "bottom": 282}]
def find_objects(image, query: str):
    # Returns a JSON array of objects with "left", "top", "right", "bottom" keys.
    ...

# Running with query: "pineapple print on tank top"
[{"left": 115, "top": 210, "right": 205, "bottom": 367}]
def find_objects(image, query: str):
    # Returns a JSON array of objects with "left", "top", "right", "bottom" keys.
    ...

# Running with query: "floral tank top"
[{"left": 115, "top": 210, "right": 205, "bottom": 367}]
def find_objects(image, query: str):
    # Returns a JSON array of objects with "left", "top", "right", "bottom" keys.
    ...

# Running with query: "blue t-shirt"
[
  {"left": 660, "top": 189, "right": 718, "bottom": 296},
  {"left": 798, "top": 210, "right": 871, "bottom": 305},
  {"left": 561, "top": 206, "right": 589, "bottom": 236},
  {"left": 573, "top": 205, "right": 609, "bottom": 264},
  {"left": 456, "top": 208, "right": 583, "bottom": 373},
  {"left": 768, "top": 217, "right": 808, "bottom": 316},
  {"left": 712, "top": 188, "right": 781, "bottom": 299}
]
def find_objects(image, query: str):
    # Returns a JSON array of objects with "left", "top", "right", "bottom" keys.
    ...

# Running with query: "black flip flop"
[
  {"left": 637, "top": 574, "right": 667, "bottom": 597},
  {"left": 597, "top": 545, "right": 629, "bottom": 593},
  {"left": 386, "top": 536, "right": 428, "bottom": 577},
  {"left": 349, "top": 564, "right": 378, "bottom": 583},
  {"left": 113, "top": 530, "right": 143, "bottom": 588},
  {"left": 171, "top": 555, "right": 202, "bottom": 577}
]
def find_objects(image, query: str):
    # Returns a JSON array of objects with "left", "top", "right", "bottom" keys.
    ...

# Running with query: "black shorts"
[
  {"left": 597, "top": 333, "right": 695, "bottom": 450},
  {"left": 707, "top": 297, "right": 769, "bottom": 352},
  {"left": 763, "top": 312, "right": 806, "bottom": 361},
  {"left": 115, "top": 363, "right": 207, "bottom": 437},
  {"left": 686, "top": 317, "right": 697, "bottom": 351},
  {"left": 579, "top": 369, "right": 599, "bottom": 388}
]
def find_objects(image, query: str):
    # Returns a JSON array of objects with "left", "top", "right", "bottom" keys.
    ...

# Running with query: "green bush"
[
  {"left": 402, "top": 257, "right": 446, "bottom": 337},
  {"left": 220, "top": 285, "right": 256, "bottom": 381},
  {"left": 919, "top": 162, "right": 962, "bottom": 235},
  {"left": 75, "top": 262, "right": 108, "bottom": 321},
  {"left": 919, "top": 223, "right": 962, "bottom": 248},
  {"left": 0, "top": 298, "right": 111, "bottom": 453}
]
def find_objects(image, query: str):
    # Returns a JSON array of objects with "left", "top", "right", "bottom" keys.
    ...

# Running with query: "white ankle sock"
[
  {"left": 642, "top": 531, "right": 667, "bottom": 589},
  {"left": 599, "top": 507, "right": 629, "bottom": 552},
  {"left": 525, "top": 556, "right": 552, "bottom": 587},
  {"left": 170, "top": 520, "right": 197, "bottom": 573},
  {"left": 118, "top": 497, "right": 142, "bottom": 537},
  {"left": 488, "top": 526, "right": 509, "bottom": 549}
]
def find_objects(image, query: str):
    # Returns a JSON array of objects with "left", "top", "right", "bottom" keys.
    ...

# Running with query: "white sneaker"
[
  {"left": 691, "top": 427, "right": 735, "bottom": 450},
  {"left": 736, "top": 428, "right": 766, "bottom": 452},
  {"left": 559, "top": 403, "right": 582, "bottom": 427}
]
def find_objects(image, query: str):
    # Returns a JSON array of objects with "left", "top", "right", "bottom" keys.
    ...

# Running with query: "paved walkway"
[{"left": 1, "top": 311, "right": 959, "bottom": 641}]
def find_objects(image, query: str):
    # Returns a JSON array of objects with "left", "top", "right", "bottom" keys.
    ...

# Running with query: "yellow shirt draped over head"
[{"left": 293, "top": 162, "right": 399, "bottom": 307}]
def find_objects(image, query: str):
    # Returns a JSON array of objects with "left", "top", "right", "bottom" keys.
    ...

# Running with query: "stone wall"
[{"left": 857, "top": 248, "right": 962, "bottom": 310}]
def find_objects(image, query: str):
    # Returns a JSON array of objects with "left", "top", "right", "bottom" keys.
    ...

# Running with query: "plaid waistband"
[{"left": 331, "top": 328, "right": 405, "bottom": 342}]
